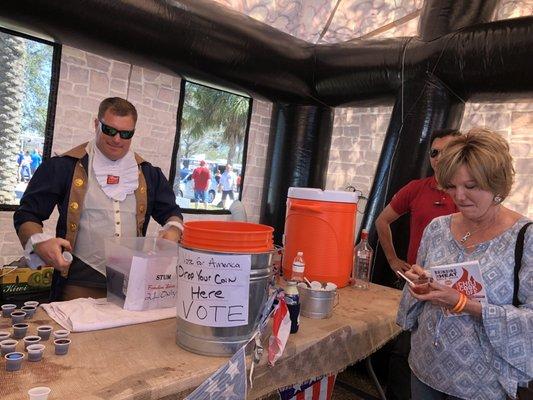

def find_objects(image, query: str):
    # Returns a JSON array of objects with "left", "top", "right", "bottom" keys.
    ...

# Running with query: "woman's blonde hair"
[{"left": 436, "top": 128, "right": 515, "bottom": 200}]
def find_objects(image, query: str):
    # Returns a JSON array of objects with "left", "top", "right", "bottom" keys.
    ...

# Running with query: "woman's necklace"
[{"left": 459, "top": 208, "right": 500, "bottom": 245}]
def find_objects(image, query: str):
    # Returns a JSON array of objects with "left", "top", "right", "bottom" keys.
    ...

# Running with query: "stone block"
[
  {"left": 73, "top": 84, "right": 88, "bottom": 96},
  {"left": 80, "top": 97, "right": 101, "bottom": 113},
  {"left": 143, "top": 69, "right": 160, "bottom": 82},
  {"left": 511, "top": 112, "right": 533, "bottom": 135},
  {"left": 485, "top": 112, "right": 511, "bottom": 131},
  {"left": 63, "top": 55, "right": 85, "bottom": 66},
  {"left": 144, "top": 83, "right": 158, "bottom": 99},
  {"left": 59, "top": 94, "right": 80, "bottom": 108},
  {"left": 59, "top": 81, "right": 73, "bottom": 93},
  {"left": 152, "top": 100, "right": 170, "bottom": 111},
  {"left": 69, "top": 65, "right": 89, "bottom": 84},
  {"left": 360, "top": 114, "right": 378, "bottom": 135},
  {"left": 130, "top": 67, "right": 143, "bottom": 83},
  {"left": 110, "top": 79, "right": 127, "bottom": 93},
  {"left": 111, "top": 62, "right": 131, "bottom": 80},
  {"left": 86, "top": 54, "right": 111, "bottom": 72},
  {"left": 158, "top": 87, "right": 174, "bottom": 103},
  {"left": 89, "top": 70, "right": 110, "bottom": 94}
]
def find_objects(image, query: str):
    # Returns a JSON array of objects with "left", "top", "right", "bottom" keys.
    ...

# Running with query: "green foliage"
[
  {"left": 22, "top": 40, "right": 53, "bottom": 136},
  {"left": 179, "top": 82, "right": 250, "bottom": 165}
]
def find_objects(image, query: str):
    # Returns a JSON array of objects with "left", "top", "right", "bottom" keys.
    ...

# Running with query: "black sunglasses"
[
  {"left": 99, "top": 120, "right": 135, "bottom": 140},
  {"left": 429, "top": 148, "right": 440, "bottom": 158}
]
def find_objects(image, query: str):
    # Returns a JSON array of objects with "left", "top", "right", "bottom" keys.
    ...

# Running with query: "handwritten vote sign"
[{"left": 177, "top": 247, "right": 251, "bottom": 327}]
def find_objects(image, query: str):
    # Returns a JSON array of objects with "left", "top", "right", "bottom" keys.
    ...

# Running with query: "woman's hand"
[{"left": 408, "top": 280, "right": 460, "bottom": 309}]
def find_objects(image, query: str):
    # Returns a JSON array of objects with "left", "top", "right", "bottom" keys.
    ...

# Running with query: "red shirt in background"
[
  {"left": 390, "top": 176, "right": 457, "bottom": 265},
  {"left": 192, "top": 166, "right": 210, "bottom": 191}
]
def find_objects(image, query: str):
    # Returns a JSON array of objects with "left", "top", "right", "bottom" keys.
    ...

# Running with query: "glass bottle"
[{"left": 352, "top": 229, "right": 373, "bottom": 289}]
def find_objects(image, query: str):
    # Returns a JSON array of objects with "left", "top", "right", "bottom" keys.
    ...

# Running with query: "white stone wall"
[{"left": 461, "top": 102, "right": 533, "bottom": 218}]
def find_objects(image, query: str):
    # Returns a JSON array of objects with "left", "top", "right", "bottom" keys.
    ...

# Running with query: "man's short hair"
[
  {"left": 430, "top": 128, "right": 461, "bottom": 146},
  {"left": 98, "top": 97, "right": 138, "bottom": 123}
]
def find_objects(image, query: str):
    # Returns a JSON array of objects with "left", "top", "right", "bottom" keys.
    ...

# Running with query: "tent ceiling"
[{"left": 212, "top": 0, "right": 531, "bottom": 43}]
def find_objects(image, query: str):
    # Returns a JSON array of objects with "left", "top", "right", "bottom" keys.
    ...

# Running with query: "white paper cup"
[
  {"left": 24, "top": 301, "right": 40, "bottom": 308},
  {"left": 53, "top": 329, "right": 70, "bottom": 339},
  {"left": 28, "top": 386, "right": 51, "bottom": 400},
  {"left": 0, "top": 331, "right": 11, "bottom": 341},
  {"left": 27, "top": 344, "right": 45, "bottom": 362},
  {"left": 54, "top": 338, "right": 71, "bottom": 355}
]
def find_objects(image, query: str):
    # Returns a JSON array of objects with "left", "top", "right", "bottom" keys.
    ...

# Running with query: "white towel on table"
[{"left": 41, "top": 298, "right": 175, "bottom": 332}]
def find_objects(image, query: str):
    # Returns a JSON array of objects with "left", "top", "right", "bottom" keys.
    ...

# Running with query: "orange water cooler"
[{"left": 282, "top": 188, "right": 359, "bottom": 288}]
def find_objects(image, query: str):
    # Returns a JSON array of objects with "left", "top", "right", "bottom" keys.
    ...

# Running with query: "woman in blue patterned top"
[{"left": 396, "top": 128, "right": 532, "bottom": 400}]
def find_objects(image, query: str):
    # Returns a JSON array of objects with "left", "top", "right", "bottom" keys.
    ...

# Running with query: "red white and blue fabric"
[
  {"left": 279, "top": 374, "right": 337, "bottom": 400},
  {"left": 268, "top": 296, "right": 291, "bottom": 366}
]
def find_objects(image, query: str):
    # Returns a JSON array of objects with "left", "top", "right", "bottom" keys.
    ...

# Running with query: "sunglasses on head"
[
  {"left": 99, "top": 120, "right": 135, "bottom": 140},
  {"left": 429, "top": 148, "right": 440, "bottom": 158}
]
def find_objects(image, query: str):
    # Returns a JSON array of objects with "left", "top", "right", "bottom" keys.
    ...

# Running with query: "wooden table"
[{"left": 0, "top": 283, "right": 402, "bottom": 399}]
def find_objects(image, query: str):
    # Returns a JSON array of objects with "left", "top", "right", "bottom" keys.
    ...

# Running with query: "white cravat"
[{"left": 91, "top": 141, "right": 139, "bottom": 201}]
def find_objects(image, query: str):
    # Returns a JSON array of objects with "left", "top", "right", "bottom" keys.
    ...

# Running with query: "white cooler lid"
[{"left": 287, "top": 187, "right": 359, "bottom": 203}]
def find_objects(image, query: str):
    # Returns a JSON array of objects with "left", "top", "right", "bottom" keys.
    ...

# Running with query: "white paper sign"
[
  {"left": 430, "top": 260, "right": 487, "bottom": 317},
  {"left": 177, "top": 247, "right": 251, "bottom": 327},
  {"left": 123, "top": 255, "right": 178, "bottom": 311}
]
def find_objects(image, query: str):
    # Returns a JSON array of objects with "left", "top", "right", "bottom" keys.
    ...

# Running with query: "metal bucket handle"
[{"left": 333, "top": 291, "right": 340, "bottom": 308}]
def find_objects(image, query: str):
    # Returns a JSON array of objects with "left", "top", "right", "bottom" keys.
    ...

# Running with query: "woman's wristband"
[{"left": 451, "top": 293, "right": 467, "bottom": 313}]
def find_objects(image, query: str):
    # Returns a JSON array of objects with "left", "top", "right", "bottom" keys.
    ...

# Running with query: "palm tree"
[
  {"left": 0, "top": 32, "right": 26, "bottom": 204},
  {"left": 184, "top": 83, "right": 249, "bottom": 165}
]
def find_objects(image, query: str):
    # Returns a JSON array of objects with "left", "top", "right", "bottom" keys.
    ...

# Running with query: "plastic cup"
[
  {"left": 53, "top": 329, "right": 70, "bottom": 339},
  {"left": 62, "top": 251, "right": 73, "bottom": 263},
  {"left": 54, "top": 338, "right": 71, "bottom": 355},
  {"left": 23, "top": 335, "right": 42, "bottom": 351},
  {"left": 21, "top": 305, "right": 37, "bottom": 319},
  {"left": 28, "top": 386, "right": 51, "bottom": 400},
  {"left": 411, "top": 277, "right": 430, "bottom": 295},
  {"left": 0, "top": 339, "right": 18, "bottom": 356},
  {"left": 11, "top": 310, "right": 27, "bottom": 324},
  {"left": 5, "top": 351, "right": 24, "bottom": 371},
  {"left": 1, "top": 304, "right": 17, "bottom": 318},
  {"left": 13, "top": 323, "right": 29, "bottom": 339},
  {"left": 27, "top": 344, "right": 46, "bottom": 362},
  {"left": 0, "top": 331, "right": 11, "bottom": 341},
  {"left": 24, "top": 301, "right": 40, "bottom": 308},
  {"left": 37, "top": 325, "right": 53, "bottom": 341}
]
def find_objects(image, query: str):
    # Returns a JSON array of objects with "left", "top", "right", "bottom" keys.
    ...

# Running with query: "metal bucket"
[
  {"left": 299, "top": 285, "right": 338, "bottom": 319},
  {"left": 176, "top": 246, "right": 272, "bottom": 356}
]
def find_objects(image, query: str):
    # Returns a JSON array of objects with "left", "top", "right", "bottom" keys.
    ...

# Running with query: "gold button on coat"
[
  {"left": 70, "top": 223, "right": 77, "bottom": 231},
  {"left": 70, "top": 202, "right": 79, "bottom": 210},
  {"left": 140, "top": 186, "right": 146, "bottom": 193},
  {"left": 74, "top": 178, "right": 84, "bottom": 187},
  {"left": 139, "top": 205, "right": 145, "bottom": 213}
]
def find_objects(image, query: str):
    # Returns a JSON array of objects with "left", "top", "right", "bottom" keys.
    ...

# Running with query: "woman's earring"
[{"left": 493, "top": 195, "right": 502, "bottom": 204}]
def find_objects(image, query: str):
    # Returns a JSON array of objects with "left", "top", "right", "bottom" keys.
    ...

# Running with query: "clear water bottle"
[
  {"left": 291, "top": 251, "right": 305, "bottom": 282},
  {"left": 352, "top": 229, "right": 373, "bottom": 289}
]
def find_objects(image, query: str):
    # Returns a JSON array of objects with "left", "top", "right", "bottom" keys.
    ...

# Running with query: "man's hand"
[
  {"left": 159, "top": 226, "right": 181, "bottom": 243},
  {"left": 389, "top": 257, "right": 411, "bottom": 274},
  {"left": 33, "top": 238, "right": 72, "bottom": 274}
]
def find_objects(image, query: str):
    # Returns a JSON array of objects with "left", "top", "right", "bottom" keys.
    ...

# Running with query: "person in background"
[
  {"left": 375, "top": 128, "right": 461, "bottom": 400},
  {"left": 397, "top": 128, "right": 532, "bottom": 400},
  {"left": 16, "top": 150, "right": 24, "bottom": 182},
  {"left": 192, "top": 160, "right": 211, "bottom": 209},
  {"left": 219, "top": 164, "right": 236, "bottom": 209},
  {"left": 20, "top": 151, "right": 32, "bottom": 182},
  {"left": 30, "top": 149, "right": 42, "bottom": 175},
  {"left": 14, "top": 97, "right": 183, "bottom": 301}
]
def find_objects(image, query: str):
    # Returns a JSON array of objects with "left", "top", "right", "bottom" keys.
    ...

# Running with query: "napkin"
[{"left": 41, "top": 297, "right": 175, "bottom": 332}]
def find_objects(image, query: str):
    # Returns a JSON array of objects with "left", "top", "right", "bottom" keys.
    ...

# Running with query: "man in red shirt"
[
  {"left": 192, "top": 160, "right": 211, "bottom": 209},
  {"left": 375, "top": 128, "right": 460, "bottom": 400}
]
